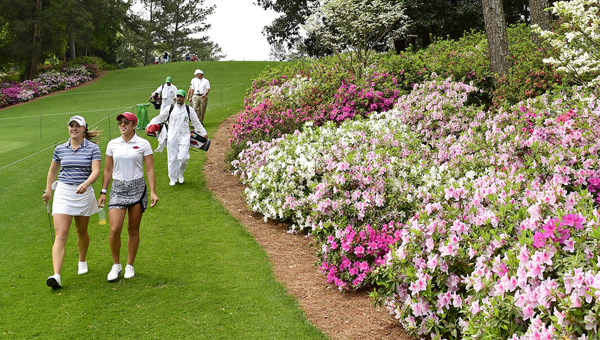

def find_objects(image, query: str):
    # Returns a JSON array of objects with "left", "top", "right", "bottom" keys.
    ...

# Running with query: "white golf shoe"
[
  {"left": 178, "top": 174, "right": 184, "bottom": 184},
  {"left": 46, "top": 274, "right": 61, "bottom": 289},
  {"left": 124, "top": 264, "right": 135, "bottom": 279},
  {"left": 78, "top": 261, "right": 88, "bottom": 275},
  {"left": 107, "top": 264, "right": 122, "bottom": 282}
]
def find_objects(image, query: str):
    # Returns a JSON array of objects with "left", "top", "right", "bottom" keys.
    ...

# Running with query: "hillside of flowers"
[
  {"left": 0, "top": 56, "right": 108, "bottom": 109},
  {"left": 227, "top": 24, "right": 565, "bottom": 164},
  {"left": 234, "top": 76, "right": 600, "bottom": 338},
  {"left": 231, "top": 4, "right": 600, "bottom": 338}
]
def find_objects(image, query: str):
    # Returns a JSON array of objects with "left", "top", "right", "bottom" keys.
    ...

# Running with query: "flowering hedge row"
[
  {"left": 0, "top": 58, "right": 105, "bottom": 108},
  {"left": 233, "top": 76, "right": 600, "bottom": 338},
  {"left": 228, "top": 24, "right": 567, "bottom": 165}
]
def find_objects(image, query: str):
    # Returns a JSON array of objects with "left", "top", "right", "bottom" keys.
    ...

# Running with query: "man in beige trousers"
[{"left": 187, "top": 69, "right": 210, "bottom": 124}]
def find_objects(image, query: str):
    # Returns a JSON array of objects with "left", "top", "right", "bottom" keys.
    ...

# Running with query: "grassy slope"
[{"left": 0, "top": 61, "right": 326, "bottom": 339}]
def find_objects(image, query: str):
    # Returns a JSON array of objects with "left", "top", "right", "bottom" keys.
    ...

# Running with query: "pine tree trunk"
[
  {"left": 530, "top": 0, "right": 551, "bottom": 47},
  {"left": 28, "top": 0, "right": 43, "bottom": 80},
  {"left": 482, "top": 0, "right": 510, "bottom": 78},
  {"left": 69, "top": 37, "right": 76, "bottom": 60}
]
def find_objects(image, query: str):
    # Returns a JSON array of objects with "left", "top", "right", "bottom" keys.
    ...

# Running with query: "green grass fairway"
[{"left": 0, "top": 61, "right": 326, "bottom": 339}]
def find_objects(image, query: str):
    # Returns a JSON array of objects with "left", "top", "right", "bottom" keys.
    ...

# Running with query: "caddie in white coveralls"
[
  {"left": 151, "top": 76, "right": 178, "bottom": 109},
  {"left": 148, "top": 89, "right": 207, "bottom": 186}
]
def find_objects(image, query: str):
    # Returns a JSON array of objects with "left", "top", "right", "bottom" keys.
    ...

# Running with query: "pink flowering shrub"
[
  {"left": 319, "top": 222, "right": 402, "bottom": 290},
  {"left": 230, "top": 68, "right": 401, "bottom": 155},
  {"left": 233, "top": 76, "right": 600, "bottom": 338},
  {"left": 0, "top": 63, "right": 99, "bottom": 107},
  {"left": 229, "top": 25, "right": 563, "bottom": 166},
  {"left": 374, "top": 92, "right": 600, "bottom": 338}
]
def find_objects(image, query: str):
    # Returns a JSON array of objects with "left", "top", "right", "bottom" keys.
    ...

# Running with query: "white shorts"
[{"left": 52, "top": 181, "right": 99, "bottom": 216}]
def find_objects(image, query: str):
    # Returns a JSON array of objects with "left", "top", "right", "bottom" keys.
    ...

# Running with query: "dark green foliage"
[{"left": 0, "top": 0, "right": 129, "bottom": 79}]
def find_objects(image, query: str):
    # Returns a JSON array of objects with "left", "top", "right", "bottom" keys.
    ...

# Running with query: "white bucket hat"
[{"left": 194, "top": 69, "right": 203, "bottom": 75}]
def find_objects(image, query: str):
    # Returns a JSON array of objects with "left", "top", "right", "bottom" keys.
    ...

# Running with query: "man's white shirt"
[{"left": 190, "top": 77, "right": 210, "bottom": 95}]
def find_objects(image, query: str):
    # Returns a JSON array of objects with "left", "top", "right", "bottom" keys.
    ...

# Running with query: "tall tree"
[
  {"left": 140, "top": 0, "right": 161, "bottom": 65},
  {"left": 482, "top": 0, "right": 510, "bottom": 78},
  {"left": 529, "top": 0, "right": 551, "bottom": 47},
  {"left": 155, "top": 0, "right": 215, "bottom": 61},
  {"left": 30, "top": 0, "right": 44, "bottom": 78},
  {"left": 304, "top": 0, "right": 408, "bottom": 75},
  {"left": 0, "top": 0, "right": 64, "bottom": 79},
  {"left": 256, "top": 0, "right": 320, "bottom": 49},
  {"left": 258, "top": 0, "right": 541, "bottom": 56},
  {"left": 0, "top": 0, "right": 129, "bottom": 79}
]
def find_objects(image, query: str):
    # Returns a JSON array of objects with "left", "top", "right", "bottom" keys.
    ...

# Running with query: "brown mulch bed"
[{"left": 204, "top": 113, "right": 411, "bottom": 340}]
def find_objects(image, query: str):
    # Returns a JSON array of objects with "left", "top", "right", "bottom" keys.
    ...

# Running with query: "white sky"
[
  {"left": 131, "top": 1, "right": 279, "bottom": 61},
  {"left": 205, "top": 0, "right": 279, "bottom": 61}
]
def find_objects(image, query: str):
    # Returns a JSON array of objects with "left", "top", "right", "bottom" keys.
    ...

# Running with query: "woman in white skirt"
[
  {"left": 42, "top": 115, "right": 101, "bottom": 289},
  {"left": 97, "top": 112, "right": 159, "bottom": 282}
]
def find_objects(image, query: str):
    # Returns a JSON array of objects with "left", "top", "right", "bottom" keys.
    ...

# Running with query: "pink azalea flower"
[
  {"left": 561, "top": 213, "right": 585, "bottom": 230},
  {"left": 553, "top": 307, "right": 566, "bottom": 326},
  {"left": 521, "top": 306, "right": 534, "bottom": 320},
  {"left": 562, "top": 238, "right": 575, "bottom": 252}
]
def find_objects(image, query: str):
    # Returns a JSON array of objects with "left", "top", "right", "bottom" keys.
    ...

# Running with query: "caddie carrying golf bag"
[
  {"left": 149, "top": 93, "right": 162, "bottom": 110},
  {"left": 190, "top": 130, "right": 211, "bottom": 151}
]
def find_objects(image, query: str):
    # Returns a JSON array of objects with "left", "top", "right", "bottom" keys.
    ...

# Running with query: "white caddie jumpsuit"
[
  {"left": 148, "top": 103, "right": 206, "bottom": 184},
  {"left": 152, "top": 83, "right": 178, "bottom": 109}
]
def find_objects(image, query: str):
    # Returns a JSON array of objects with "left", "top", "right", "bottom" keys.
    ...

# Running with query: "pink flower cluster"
[
  {"left": 320, "top": 222, "right": 401, "bottom": 290},
  {"left": 231, "top": 69, "right": 401, "bottom": 148},
  {"left": 532, "top": 214, "right": 584, "bottom": 249},
  {"left": 0, "top": 66, "right": 95, "bottom": 108}
]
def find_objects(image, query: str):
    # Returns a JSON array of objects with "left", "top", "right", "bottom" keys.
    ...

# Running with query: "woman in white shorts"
[
  {"left": 42, "top": 115, "right": 102, "bottom": 289},
  {"left": 97, "top": 112, "right": 159, "bottom": 282}
]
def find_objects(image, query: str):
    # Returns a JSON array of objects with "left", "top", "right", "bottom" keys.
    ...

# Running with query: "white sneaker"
[
  {"left": 169, "top": 181, "right": 176, "bottom": 186},
  {"left": 124, "top": 264, "right": 135, "bottom": 279},
  {"left": 47, "top": 274, "right": 61, "bottom": 289},
  {"left": 107, "top": 264, "right": 122, "bottom": 282},
  {"left": 178, "top": 174, "right": 184, "bottom": 184},
  {"left": 78, "top": 261, "right": 88, "bottom": 275}
]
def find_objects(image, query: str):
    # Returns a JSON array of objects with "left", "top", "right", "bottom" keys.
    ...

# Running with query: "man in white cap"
[
  {"left": 147, "top": 89, "right": 207, "bottom": 186},
  {"left": 187, "top": 69, "right": 210, "bottom": 124},
  {"left": 150, "top": 76, "right": 178, "bottom": 109}
]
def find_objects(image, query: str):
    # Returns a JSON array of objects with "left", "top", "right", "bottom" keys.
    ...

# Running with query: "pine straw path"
[{"left": 204, "top": 113, "right": 411, "bottom": 340}]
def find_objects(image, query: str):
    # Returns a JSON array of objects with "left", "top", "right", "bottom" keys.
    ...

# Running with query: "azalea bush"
[
  {"left": 233, "top": 77, "right": 600, "bottom": 338},
  {"left": 230, "top": 62, "right": 402, "bottom": 156},
  {"left": 229, "top": 24, "right": 562, "bottom": 165},
  {"left": 374, "top": 91, "right": 600, "bottom": 338},
  {"left": 0, "top": 57, "right": 106, "bottom": 108},
  {"left": 233, "top": 78, "right": 486, "bottom": 292}
]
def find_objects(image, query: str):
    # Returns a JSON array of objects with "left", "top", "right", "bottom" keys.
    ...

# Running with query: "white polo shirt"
[
  {"left": 190, "top": 77, "right": 210, "bottom": 95},
  {"left": 106, "top": 134, "right": 153, "bottom": 181}
]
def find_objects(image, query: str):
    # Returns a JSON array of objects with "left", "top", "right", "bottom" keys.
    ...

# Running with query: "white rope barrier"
[
  {"left": 0, "top": 106, "right": 134, "bottom": 172},
  {"left": 0, "top": 81, "right": 246, "bottom": 171},
  {"left": 0, "top": 84, "right": 243, "bottom": 121},
  {"left": 0, "top": 106, "right": 136, "bottom": 121}
]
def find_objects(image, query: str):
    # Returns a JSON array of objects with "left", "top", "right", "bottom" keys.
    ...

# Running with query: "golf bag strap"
[
  {"left": 167, "top": 104, "right": 191, "bottom": 126},
  {"left": 154, "top": 84, "right": 164, "bottom": 97}
]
